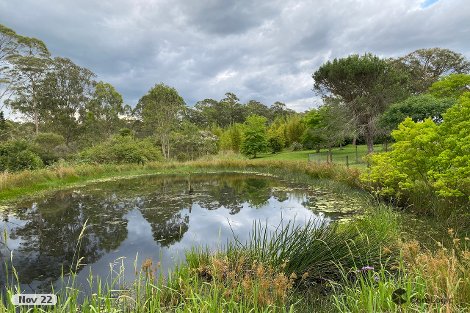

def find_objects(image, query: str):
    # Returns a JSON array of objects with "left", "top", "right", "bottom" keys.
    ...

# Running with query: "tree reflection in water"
[{"left": 0, "top": 173, "right": 355, "bottom": 292}]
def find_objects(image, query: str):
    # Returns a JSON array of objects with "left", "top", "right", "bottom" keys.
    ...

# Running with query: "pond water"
[{"left": 0, "top": 173, "right": 364, "bottom": 293}]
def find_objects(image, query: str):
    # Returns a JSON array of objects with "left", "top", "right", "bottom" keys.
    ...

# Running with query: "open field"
[{"left": 257, "top": 144, "right": 384, "bottom": 167}]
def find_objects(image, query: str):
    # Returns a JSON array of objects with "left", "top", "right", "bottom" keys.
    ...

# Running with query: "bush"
[
  {"left": 289, "top": 141, "right": 303, "bottom": 151},
  {"left": 267, "top": 134, "right": 283, "bottom": 153},
  {"left": 79, "top": 135, "right": 163, "bottom": 164},
  {"left": 32, "top": 132, "right": 68, "bottom": 165},
  {"left": 362, "top": 93, "right": 470, "bottom": 212},
  {"left": 0, "top": 140, "right": 44, "bottom": 171}
]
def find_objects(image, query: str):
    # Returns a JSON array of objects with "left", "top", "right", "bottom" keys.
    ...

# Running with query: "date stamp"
[{"left": 12, "top": 294, "right": 57, "bottom": 306}]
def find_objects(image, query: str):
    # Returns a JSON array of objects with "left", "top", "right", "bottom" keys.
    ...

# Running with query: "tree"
[
  {"left": 244, "top": 100, "right": 271, "bottom": 121},
  {"left": 170, "top": 121, "right": 218, "bottom": 161},
  {"left": 0, "top": 24, "right": 22, "bottom": 104},
  {"left": 313, "top": 53, "right": 409, "bottom": 153},
  {"left": 135, "top": 83, "right": 185, "bottom": 158},
  {"left": 304, "top": 102, "right": 350, "bottom": 159},
  {"left": 301, "top": 109, "right": 323, "bottom": 152},
  {"left": 36, "top": 57, "right": 95, "bottom": 144},
  {"left": 83, "top": 81, "right": 125, "bottom": 143},
  {"left": 192, "top": 98, "right": 219, "bottom": 127},
  {"left": 270, "top": 101, "right": 295, "bottom": 119},
  {"left": 429, "top": 74, "right": 470, "bottom": 99},
  {"left": 240, "top": 115, "right": 268, "bottom": 158},
  {"left": 395, "top": 48, "right": 470, "bottom": 94},
  {"left": 0, "top": 139, "right": 43, "bottom": 171},
  {"left": 284, "top": 114, "right": 306, "bottom": 147},
  {"left": 381, "top": 94, "right": 454, "bottom": 132},
  {"left": 219, "top": 123, "right": 243, "bottom": 152},
  {"left": 267, "top": 133, "right": 283, "bottom": 153},
  {"left": 219, "top": 92, "right": 245, "bottom": 127},
  {"left": 31, "top": 132, "right": 67, "bottom": 165},
  {"left": 0, "top": 111, "right": 7, "bottom": 141},
  {"left": 6, "top": 37, "right": 50, "bottom": 134}
]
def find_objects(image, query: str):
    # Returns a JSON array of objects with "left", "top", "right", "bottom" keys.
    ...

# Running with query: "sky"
[{"left": 1, "top": 0, "right": 469, "bottom": 112}]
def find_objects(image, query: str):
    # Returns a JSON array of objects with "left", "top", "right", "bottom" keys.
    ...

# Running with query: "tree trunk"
[
  {"left": 34, "top": 108, "right": 39, "bottom": 135},
  {"left": 365, "top": 120, "right": 375, "bottom": 154},
  {"left": 365, "top": 135, "right": 374, "bottom": 154}
]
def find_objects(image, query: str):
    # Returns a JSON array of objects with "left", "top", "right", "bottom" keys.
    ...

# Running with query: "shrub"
[
  {"left": 0, "top": 140, "right": 44, "bottom": 171},
  {"left": 240, "top": 115, "right": 268, "bottom": 158},
  {"left": 32, "top": 132, "right": 68, "bottom": 165},
  {"left": 267, "top": 134, "right": 283, "bottom": 153},
  {"left": 79, "top": 135, "right": 162, "bottom": 164},
  {"left": 289, "top": 141, "right": 303, "bottom": 151},
  {"left": 363, "top": 93, "right": 470, "bottom": 211}
]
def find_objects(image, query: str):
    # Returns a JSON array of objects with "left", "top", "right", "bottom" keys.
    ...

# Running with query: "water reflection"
[{"left": 0, "top": 173, "right": 362, "bottom": 292}]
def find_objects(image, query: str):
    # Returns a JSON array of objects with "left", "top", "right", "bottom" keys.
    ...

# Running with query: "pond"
[{"left": 0, "top": 173, "right": 364, "bottom": 293}]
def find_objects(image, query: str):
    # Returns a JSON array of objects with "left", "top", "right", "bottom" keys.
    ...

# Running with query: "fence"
[{"left": 307, "top": 153, "right": 369, "bottom": 167}]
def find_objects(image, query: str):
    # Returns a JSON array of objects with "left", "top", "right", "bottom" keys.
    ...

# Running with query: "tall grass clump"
[
  {"left": 188, "top": 205, "right": 400, "bottom": 294},
  {"left": 332, "top": 229, "right": 470, "bottom": 312}
]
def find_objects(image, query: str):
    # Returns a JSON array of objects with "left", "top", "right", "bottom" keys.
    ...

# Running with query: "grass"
[
  {"left": 255, "top": 144, "right": 384, "bottom": 168},
  {"left": 333, "top": 230, "right": 470, "bottom": 312}
]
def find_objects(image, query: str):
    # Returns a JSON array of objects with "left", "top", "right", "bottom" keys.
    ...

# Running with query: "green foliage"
[
  {"left": 240, "top": 115, "right": 268, "bottom": 158},
  {"left": 429, "top": 73, "right": 470, "bottom": 99},
  {"left": 31, "top": 132, "right": 67, "bottom": 165},
  {"left": 36, "top": 57, "right": 96, "bottom": 143},
  {"left": 170, "top": 122, "right": 219, "bottom": 161},
  {"left": 79, "top": 135, "right": 162, "bottom": 164},
  {"left": 0, "top": 111, "right": 8, "bottom": 141},
  {"left": 305, "top": 104, "right": 350, "bottom": 151},
  {"left": 82, "top": 81, "right": 126, "bottom": 144},
  {"left": 396, "top": 48, "right": 470, "bottom": 93},
  {"left": 380, "top": 94, "right": 454, "bottom": 131},
  {"left": 289, "top": 141, "right": 303, "bottom": 151},
  {"left": 283, "top": 115, "right": 305, "bottom": 147},
  {"left": 364, "top": 92, "right": 470, "bottom": 209},
  {"left": 219, "top": 123, "right": 243, "bottom": 152},
  {"left": 136, "top": 83, "right": 185, "bottom": 158},
  {"left": 267, "top": 133, "right": 283, "bottom": 153},
  {"left": 313, "top": 53, "right": 409, "bottom": 153},
  {"left": 0, "top": 140, "right": 43, "bottom": 171},
  {"left": 432, "top": 93, "right": 470, "bottom": 198}
]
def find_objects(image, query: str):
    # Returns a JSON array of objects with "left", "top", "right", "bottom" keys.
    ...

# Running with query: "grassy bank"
[{"left": 0, "top": 159, "right": 362, "bottom": 205}]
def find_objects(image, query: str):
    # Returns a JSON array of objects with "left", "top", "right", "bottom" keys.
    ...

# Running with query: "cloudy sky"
[{"left": 1, "top": 0, "right": 469, "bottom": 111}]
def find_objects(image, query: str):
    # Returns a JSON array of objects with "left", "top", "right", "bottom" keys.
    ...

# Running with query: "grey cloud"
[{"left": 1, "top": 0, "right": 469, "bottom": 112}]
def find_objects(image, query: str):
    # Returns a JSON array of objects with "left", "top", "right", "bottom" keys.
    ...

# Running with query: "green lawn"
[{"left": 256, "top": 144, "right": 385, "bottom": 167}]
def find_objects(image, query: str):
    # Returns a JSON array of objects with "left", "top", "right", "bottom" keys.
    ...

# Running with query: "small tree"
[
  {"left": 241, "top": 115, "right": 268, "bottom": 158},
  {"left": 135, "top": 83, "right": 185, "bottom": 159}
]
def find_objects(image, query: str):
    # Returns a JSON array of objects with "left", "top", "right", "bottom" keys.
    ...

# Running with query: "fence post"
[{"left": 346, "top": 155, "right": 349, "bottom": 168}]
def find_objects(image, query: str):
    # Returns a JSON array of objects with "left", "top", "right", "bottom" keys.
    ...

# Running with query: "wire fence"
[{"left": 307, "top": 152, "right": 369, "bottom": 167}]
